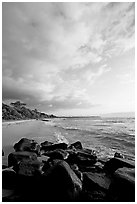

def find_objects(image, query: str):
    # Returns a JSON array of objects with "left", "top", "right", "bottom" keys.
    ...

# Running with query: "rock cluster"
[
  {"left": 2, "top": 138, "right": 135, "bottom": 202},
  {"left": 2, "top": 101, "right": 56, "bottom": 121}
]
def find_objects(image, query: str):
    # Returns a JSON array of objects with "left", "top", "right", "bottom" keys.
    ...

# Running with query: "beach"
[
  {"left": 2, "top": 117, "right": 135, "bottom": 202},
  {"left": 2, "top": 119, "right": 58, "bottom": 165},
  {"left": 2, "top": 117, "right": 135, "bottom": 165}
]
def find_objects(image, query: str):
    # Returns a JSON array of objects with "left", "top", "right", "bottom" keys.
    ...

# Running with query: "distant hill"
[
  {"left": 2, "top": 101, "right": 56, "bottom": 121},
  {"left": 101, "top": 112, "right": 135, "bottom": 118}
]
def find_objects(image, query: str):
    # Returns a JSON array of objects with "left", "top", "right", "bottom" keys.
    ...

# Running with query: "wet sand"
[{"left": 2, "top": 120, "right": 58, "bottom": 165}]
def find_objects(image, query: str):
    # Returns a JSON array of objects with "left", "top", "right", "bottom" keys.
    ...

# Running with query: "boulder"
[
  {"left": 104, "top": 157, "right": 135, "bottom": 173},
  {"left": 83, "top": 172, "right": 111, "bottom": 191},
  {"left": 37, "top": 155, "right": 49, "bottom": 163},
  {"left": 70, "top": 164, "right": 83, "bottom": 181},
  {"left": 108, "top": 167, "right": 135, "bottom": 201},
  {"left": 66, "top": 150, "right": 78, "bottom": 165},
  {"left": 40, "top": 141, "right": 54, "bottom": 147},
  {"left": 66, "top": 149, "right": 97, "bottom": 167},
  {"left": 69, "top": 141, "right": 83, "bottom": 149},
  {"left": 2, "top": 149, "right": 4, "bottom": 156},
  {"left": 44, "top": 149, "right": 69, "bottom": 160},
  {"left": 76, "top": 150, "right": 97, "bottom": 166},
  {"left": 8, "top": 151, "right": 37, "bottom": 167},
  {"left": 114, "top": 152, "right": 124, "bottom": 159},
  {"left": 14, "top": 138, "right": 40, "bottom": 155},
  {"left": 2, "top": 167, "right": 17, "bottom": 189},
  {"left": 41, "top": 142, "right": 68, "bottom": 152},
  {"left": 41, "top": 160, "right": 82, "bottom": 201},
  {"left": 17, "top": 159, "right": 44, "bottom": 176}
]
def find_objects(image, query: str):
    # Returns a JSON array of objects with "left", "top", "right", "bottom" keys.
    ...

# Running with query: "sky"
[{"left": 2, "top": 2, "right": 135, "bottom": 116}]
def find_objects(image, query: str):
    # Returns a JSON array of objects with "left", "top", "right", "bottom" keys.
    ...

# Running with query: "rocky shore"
[{"left": 2, "top": 138, "right": 135, "bottom": 202}]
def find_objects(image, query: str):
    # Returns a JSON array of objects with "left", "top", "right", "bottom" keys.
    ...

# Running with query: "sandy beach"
[{"left": 2, "top": 120, "right": 58, "bottom": 165}]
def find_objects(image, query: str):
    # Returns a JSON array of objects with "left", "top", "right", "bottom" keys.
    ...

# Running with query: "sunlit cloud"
[{"left": 2, "top": 2, "right": 135, "bottom": 113}]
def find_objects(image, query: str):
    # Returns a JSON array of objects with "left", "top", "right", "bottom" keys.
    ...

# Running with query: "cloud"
[{"left": 2, "top": 2, "right": 135, "bottom": 112}]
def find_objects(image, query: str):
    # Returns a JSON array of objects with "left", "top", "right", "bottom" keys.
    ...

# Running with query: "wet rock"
[
  {"left": 94, "top": 161, "right": 104, "bottom": 172},
  {"left": 44, "top": 149, "right": 69, "bottom": 160},
  {"left": 8, "top": 151, "right": 37, "bottom": 168},
  {"left": 80, "top": 166, "right": 96, "bottom": 172},
  {"left": 108, "top": 167, "right": 135, "bottom": 201},
  {"left": 14, "top": 138, "right": 40, "bottom": 155},
  {"left": 40, "top": 141, "right": 54, "bottom": 147},
  {"left": 17, "top": 159, "right": 44, "bottom": 176},
  {"left": 42, "top": 159, "right": 82, "bottom": 201},
  {"left": 2, "top": 167, "right": 17, "bottom": 189},
  {"left": 83, "top": 172, "right": 111, "bottom": 191},
  {"left": 70, "top": 164, "right": 79, "bottom": 171},
  {"left": 66, "top": 150, "right": 78, "bottom": 165},
  {"left": 37, "top": 155, "right": 49, "bottom": 163},
  {"left": 66, "top": 148, "right": 97, "bottom": 168},
  {"left": 41, "top": 142, "right": 68, "bottom": 152},
  {"left": 76, "top": 150, "right": 97, "bottom": 166},
  {"left": 69, "top": 141, "right": 83, "bottom": 149},
  {"left": 70, "top": 164, "right": 83, "bottom": 181},
  {"left": 74, "top": 170, "right": 83, "bottom": 181},
  {"left": 104, "top": 157, "right": 135, "bottom": 173},
  {"left": 114, "top": 152, "right": 124, "bottom": 159}
]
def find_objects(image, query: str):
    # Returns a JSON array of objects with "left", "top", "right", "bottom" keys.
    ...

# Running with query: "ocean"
[
  {"left": 52, "top": 117, "right": 135, "bottom": 161},
  {"left": 2, "top": 117, "right": 135, "bottom": 165}
]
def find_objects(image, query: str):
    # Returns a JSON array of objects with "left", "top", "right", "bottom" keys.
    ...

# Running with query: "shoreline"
[{"left": 2, "top": 119, "right": 37, "bottom": 127}]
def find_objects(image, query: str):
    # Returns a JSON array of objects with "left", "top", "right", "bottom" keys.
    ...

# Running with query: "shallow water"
[
  {"left": 2, "top": 117, "right": 135, "bottom": 165},
  {"left": 52, "top": 117, "right": 135, "bottom": 160}
]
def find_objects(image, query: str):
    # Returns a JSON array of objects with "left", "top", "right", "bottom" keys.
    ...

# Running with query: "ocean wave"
[
  {"left": 100, "top": 135, "right": 135, "bottom": 147},
  {"left": 54, "top": 132, "right": 69, "bottom": 144}
]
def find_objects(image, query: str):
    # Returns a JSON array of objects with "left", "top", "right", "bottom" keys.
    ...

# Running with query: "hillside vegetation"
[{"left": 2, "top": 101, "right": 56, "bottom": 120}]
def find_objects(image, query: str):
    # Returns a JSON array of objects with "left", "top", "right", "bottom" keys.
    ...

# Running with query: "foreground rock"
[
  {"left": 41, "top": 160, "right": 82, "bottom": 201},
  {"left": 41, "top": 142, "right": 68, "bottom": 152},
  {"left": 69, "top": 141, "right": 83, "bottom": 149},
  {"left": 2, "top": 138, "right": 135, "bottom": 202},
  {"left": 8, "top": 151, "right": 37, "bottom": 167},
  {"left": 104, "top": 157, "right": 135, "bottom": 173},
  {"left": 108, "top": 167, "right": 135, "bottom": 201},
  {"left": 14, "top": 138, "right": 40, "bottom": 155}
]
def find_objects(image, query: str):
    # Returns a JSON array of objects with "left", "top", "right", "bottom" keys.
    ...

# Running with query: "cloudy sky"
[{"left": 2, "top": 2, "right": 135, "bottom": 116}]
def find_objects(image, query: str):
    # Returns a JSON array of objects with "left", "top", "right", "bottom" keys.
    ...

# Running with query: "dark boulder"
[
  {"left": 83, "top": 172, "right": 111, "bottom": 191},
  {"left": 17, "top": 159, "right": 44, "bottom": 176},
  {"left": 44, "top": 149, "right": 69, "bottom": 160},
  {"left": 114, "top": 152, "right": 124, "bottom": 159},
  {"left": 41, "top": 159, "right": 82, "bottom": 201},
  {"left": 108, "top": 167, "right": 135, "bottom": 201},
  {"left": 2, "top": 167, "right": 17, "bottom": 189},
  {"left": 70, "top": 164, "right": 83, "bottom": 181},
  {"left": 66, "top": 150, "right": 78, "bottom": 165},
  {"left": 104, "top": 157, "right": 135, "bottom": 173},
  {"left": 69, "top": 141, "right": 83, "bottom": 149},
  {"left": 37, "top": 155, "right": 49, "bottom": 163},
  {"left": 76, "top": 149, "right": 97, "bottom": 166},
  {"left": 66, "top": 148, "right": 97, "bottom": 167},
  {"left": 40, "top": 141, "right": 54, "bottom": 147},
  {"left": 2, "top": 149, "right": 4, "bottom": 156},
  {"left": 41, "top": 142, "right": 68, "bottom": 152},
  {"left": 14, "top": 138, "right": 40, "bottom": 155},
  {"left": 8, "top": 151, "right": 37, "bottom": 167}
]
